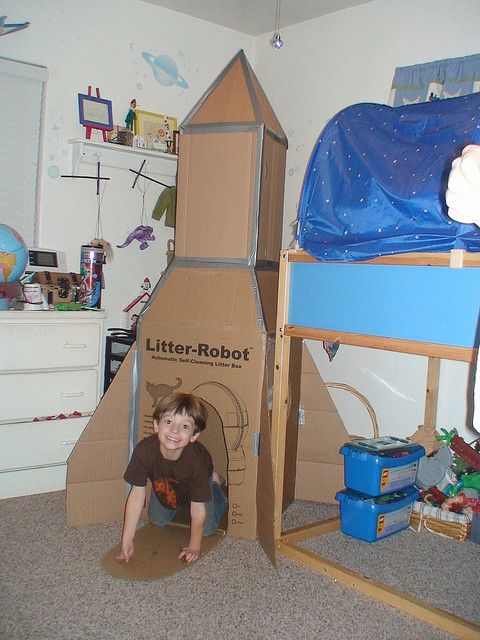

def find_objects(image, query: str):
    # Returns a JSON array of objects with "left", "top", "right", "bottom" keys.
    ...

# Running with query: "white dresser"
[{"left": 0, "top": 310, "right": 106, "bottom": 498}]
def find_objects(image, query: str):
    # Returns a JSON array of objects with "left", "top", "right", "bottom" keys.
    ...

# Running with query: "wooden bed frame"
[{"left": 271, "top": 248, "right": 480, "bottom": 640}]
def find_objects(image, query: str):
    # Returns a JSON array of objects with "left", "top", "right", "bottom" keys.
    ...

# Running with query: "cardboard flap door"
[
  {"left": 196, "top": 397, "right": 228, "bottom": 482},
  {"left": 256, "top": 374, "right": 276, "bottom": 566}
]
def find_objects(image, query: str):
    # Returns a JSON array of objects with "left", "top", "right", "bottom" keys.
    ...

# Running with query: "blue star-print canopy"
[{"left": 297, "top": 93, "right": 480, "bottom": 261}]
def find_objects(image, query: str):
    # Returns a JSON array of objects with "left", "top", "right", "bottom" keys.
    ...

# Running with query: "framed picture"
[
  {"left": 134, "top": 109, "right": 178, "bottom": 153},
  {"left": 78, "top": 94, "right": 113, "bottom": 131}
]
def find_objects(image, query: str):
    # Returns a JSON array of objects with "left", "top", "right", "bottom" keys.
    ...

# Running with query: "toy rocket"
[{"left": 67, "top": 51, "right": 299, "bottom": 558}]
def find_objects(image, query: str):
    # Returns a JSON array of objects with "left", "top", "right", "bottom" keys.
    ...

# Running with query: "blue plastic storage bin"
[
  {"left": 340, "top": 437, "right": 425, "bottom": 496},
  {"left": 336, "top": 486, "right": 419, "bottom": 542}
]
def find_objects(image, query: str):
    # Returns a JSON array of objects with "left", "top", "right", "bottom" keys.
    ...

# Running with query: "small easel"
[{"left": 85, "top": 86, "right": 107, "bottom": 142}]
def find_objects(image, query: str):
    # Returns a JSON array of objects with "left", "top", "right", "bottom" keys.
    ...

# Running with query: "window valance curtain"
[{"left": 389, "top": 53, "right": 480, "bottom": 107}]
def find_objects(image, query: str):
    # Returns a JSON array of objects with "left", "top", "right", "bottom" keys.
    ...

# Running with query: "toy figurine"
[
  {"left": 125, "top": 98, "right": 136, "bottom": 130},
  {"left": 117, "top": 225, "right": 155, "bottom": 250}
]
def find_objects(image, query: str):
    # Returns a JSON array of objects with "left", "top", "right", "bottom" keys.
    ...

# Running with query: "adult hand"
[{"left": 446, "top": 144, "right": 480, "bottom": 225}]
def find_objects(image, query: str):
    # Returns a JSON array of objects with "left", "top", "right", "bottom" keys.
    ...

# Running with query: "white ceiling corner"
[{"left": 141, "top": 0, "right": 375, "bottom": 36}]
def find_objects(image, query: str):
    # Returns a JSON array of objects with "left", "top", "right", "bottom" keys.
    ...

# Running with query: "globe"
[{"left": 0, "top": 224, "right": 28, "bottom": 283}]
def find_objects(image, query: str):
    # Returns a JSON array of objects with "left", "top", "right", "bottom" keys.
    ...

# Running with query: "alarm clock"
[{"left": 27, "top": 247, "right": 67, "bottom": 273}]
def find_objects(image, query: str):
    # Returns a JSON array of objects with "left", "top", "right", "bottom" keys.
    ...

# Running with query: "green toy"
[
  {"left": 125, "top": 98, "right": 136, "bottom": 130},
  {"left": 450, "top": 471, "right": 480, "bottom": 496}
]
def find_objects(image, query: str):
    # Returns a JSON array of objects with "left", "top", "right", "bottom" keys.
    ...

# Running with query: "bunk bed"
[
  {"left": 270, "top": 248, "right": 480, "bottom": 639},
  {"left": 270, "top": 93, "right": 480, "bottom": 639}
]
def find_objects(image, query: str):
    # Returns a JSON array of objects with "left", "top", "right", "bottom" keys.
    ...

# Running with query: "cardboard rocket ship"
[{"left": 66, "top": 51, "right": 300, "bottom": 558}]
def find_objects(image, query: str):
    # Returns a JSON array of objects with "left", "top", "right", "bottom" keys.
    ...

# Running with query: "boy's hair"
[{"left": 152, "top": 392, "right": 207, "bottom": 433}]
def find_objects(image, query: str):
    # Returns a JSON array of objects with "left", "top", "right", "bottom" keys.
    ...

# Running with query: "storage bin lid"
[
  {"left": 341, "top": 436, "right": 424, "bottom": 458},
  {"left": 336, "top": 485, "right": 419, "bottom": 506}
]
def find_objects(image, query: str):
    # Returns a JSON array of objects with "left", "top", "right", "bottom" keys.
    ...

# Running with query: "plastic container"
[
  {"left": 336, "top": 486, "right": 419, "bottom": 542},
  {"left": 340, "top": 437, "right": 425, "bottom": 496},
  {"left": 80, "top": 244, "right": 105, "bottom": 309}
]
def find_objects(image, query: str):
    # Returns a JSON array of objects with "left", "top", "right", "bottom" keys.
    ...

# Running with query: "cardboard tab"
[
  {"left": 295, "top": 345, "right": 349, "bottom": 503},
  {"left": 102, "top": 523, "right": 224, "bottom": 581}
]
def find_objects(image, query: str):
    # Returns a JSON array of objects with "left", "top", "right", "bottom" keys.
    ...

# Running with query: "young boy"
[{"left": 116, "top": 392, "right": 228, "bottom": 565}]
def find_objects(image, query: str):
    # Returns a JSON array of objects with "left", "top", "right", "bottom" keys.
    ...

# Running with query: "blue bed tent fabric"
[{"left": 297, "top": 93, "right": 480, "bottom": 261}]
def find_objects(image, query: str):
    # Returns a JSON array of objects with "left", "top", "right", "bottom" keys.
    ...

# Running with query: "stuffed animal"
[{"left": 117, "top": 225, "right": 155, "bottom": 250}]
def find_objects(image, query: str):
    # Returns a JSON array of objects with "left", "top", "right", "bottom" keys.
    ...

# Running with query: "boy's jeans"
[{"left": 148, "top": 476, "right": 228, "bottom": 536}]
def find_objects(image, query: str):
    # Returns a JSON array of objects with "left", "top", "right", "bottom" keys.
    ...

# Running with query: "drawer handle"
[
  {"left": 0, "top": 461, "right": 65, "bottom": 473},
  {"left": 60, "top": 440, "right": 77, "bottom": 446},
  {"left": 63, "top": 342, "right": 87, "bottom": 349},
  {"left": 61, "top": 391, "right": 85, "bottom": 398}
]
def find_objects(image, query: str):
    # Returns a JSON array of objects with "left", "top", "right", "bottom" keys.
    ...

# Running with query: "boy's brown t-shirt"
[{"left": 124, "top": 435, "right": 213, "bottom": 510}]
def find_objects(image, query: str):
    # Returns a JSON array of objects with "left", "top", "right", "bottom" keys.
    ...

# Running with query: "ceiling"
[{"left": 141, "top": 0, "right": 374, "bottom": 36}]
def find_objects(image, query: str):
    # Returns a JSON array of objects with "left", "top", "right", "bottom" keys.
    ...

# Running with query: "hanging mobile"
[
  {"left": 117, "top": 160, "right": 156, "bottom": 250},
  {"left": 61, "top": 158, "right": 110, "bottom": 196},
  {"left": 80, "top": 178, "right": 113, "bottom": 309},
  {"left": 61, "top": 155, "right": 112, "bottom": 308},
  {"left": 129, "top": 158, "right": 172, "bottom": 189}
]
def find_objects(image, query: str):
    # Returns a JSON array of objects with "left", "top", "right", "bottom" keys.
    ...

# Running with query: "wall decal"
[{"left": 141, "top": 52, "right": 188, "bottom": 89}]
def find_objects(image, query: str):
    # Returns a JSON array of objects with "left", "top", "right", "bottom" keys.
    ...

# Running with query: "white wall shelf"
[{"left": 68, "top": 138, "right": 178, "bottom": 180}]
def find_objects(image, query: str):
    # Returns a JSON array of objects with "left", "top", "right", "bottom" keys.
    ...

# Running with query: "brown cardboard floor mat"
[{"left": 102, "top": 522, "right": 225, "bottom": 580}]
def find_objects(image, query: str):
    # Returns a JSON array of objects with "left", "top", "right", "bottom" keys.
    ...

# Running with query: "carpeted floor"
[{"left": 1, "top": 491, "right": 478, "bottom": 640}]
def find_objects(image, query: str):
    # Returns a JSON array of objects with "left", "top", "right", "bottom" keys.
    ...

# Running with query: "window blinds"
[{"left": 0, "top": 57, "right": 47, "bottom": 246}]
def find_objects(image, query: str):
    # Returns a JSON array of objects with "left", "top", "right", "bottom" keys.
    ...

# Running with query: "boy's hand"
[
  {"left": 114, "top": 539, "right": 134, "bottom": 564},
  {"left": 186, "top": 501, "right": 206, "bottom": 564},
  {"left": 178, "top": 546, "right": 201, "bottom": 564},
  {"left": 115, "top": 484, "right": 145, "bottom": 564}
]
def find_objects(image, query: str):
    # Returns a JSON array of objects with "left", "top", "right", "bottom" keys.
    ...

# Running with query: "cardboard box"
[
  {"left": 134, "top": 265, "right": 276, "bottom": 540},
  {"left": 295, "top": 460, "right": 345, "bottom": 504},
  {"left": 295, "top": 344, "right": 350, "bottom": 503},
  {"left": 66, "top": 51, "right": 299, "bottom": 559}
]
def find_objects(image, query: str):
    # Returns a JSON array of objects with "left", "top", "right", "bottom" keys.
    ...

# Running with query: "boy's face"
[{"left": 153, "top": 409, "right": 199, "bottom": 460}]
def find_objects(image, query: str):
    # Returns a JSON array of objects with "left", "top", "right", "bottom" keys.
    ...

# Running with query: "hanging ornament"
[{"left": 117, "top": 161, "right": 156, "bottom": 250}]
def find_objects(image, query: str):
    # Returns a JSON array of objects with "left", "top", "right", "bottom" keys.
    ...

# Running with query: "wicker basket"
[
  {"left": 410, "top": 501, "right": 471, "bottom": 542},
  {"left": 325, "top": 382, "right": 380, "bottom": 440}
]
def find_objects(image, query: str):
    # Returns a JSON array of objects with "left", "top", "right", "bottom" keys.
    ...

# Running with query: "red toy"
[
  {"left": 438, "top": 429, "right": 480, "bottom": 472},
  {"left": 419, "top": 486, "right": 448, "bottom": 507},
  {"left": 442, "top": 493, "right": 480, "bottom": 515}
]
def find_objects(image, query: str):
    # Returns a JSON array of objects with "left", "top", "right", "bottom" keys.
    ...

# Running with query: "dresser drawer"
[
  {"left": 0, "top": 417, "right": 89, "bottom": 471},
  {"left": 1, "top": 370, "right": 99, "bottom": 423},
  {"left": 0, "top": 321, "right": 102, "bottom": 371}
]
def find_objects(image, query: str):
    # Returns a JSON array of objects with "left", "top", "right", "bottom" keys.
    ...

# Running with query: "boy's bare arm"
[
  {"left": 115, "top": 484, "right": 146, "bottom": 563},
  {"left": 178, "top": 501, "right": 206, "bottom": 564}
]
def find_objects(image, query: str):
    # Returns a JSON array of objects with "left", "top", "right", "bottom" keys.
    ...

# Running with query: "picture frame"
[
  {"left": 134, "top": 109, "right": 178, "bottom": 153},
  {"left": 78, "top": 93, "right": 113, "bottom": 131}
]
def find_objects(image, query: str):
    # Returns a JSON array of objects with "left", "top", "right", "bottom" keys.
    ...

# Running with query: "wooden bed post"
[
  {"left": 271, "top": 250, "right": 292, "bottom": 540},
  {"left": 424, "top": 356, "right": 440, "bottom": 429}
]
